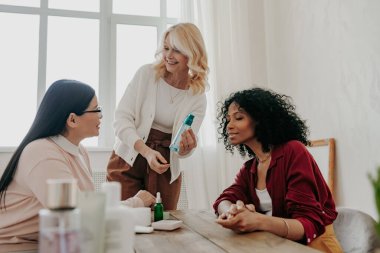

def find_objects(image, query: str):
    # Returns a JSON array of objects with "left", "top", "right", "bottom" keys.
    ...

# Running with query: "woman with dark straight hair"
[
  {"left": 0, "top": 80, "right": 155, "bottom": 252},
  {"left": 0, "top": 79, "right": 101, "bottom": 251}
]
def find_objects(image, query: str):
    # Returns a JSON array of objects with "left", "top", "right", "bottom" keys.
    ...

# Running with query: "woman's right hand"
[
  {"left": 144, "top": 148, "right": 170, "bottom": 174},
  {"left": 135, "top": 140, "right": 170, "bottom": 174}
]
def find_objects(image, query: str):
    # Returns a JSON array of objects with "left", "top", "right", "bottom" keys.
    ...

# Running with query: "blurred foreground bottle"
[
  {"left": 39, "top": 179, "right": 80, "bottom": 253},
  {"left": 102, "top": 181, "right": 135, "bottom": 253}
]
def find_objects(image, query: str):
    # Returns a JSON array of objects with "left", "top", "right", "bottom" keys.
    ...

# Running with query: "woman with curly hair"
[
  {"left": 213, "top": 88, "right": 342, "bottom": 252},
  {"left": 107, "top": 23, "right": 209, "bottom": 210}
]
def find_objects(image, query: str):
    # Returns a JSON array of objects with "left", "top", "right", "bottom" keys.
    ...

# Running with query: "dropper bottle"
[{"left": 154, "top": 192, "right": 164, "bottom": 221}]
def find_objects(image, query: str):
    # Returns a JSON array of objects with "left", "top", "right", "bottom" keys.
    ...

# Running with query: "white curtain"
[{"left": 179, "top": 0, "right": 268, "bottom": 209}]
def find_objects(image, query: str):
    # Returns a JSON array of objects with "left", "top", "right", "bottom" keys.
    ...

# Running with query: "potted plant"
[{"left": 368, "top": 166, "right": 380, "bottom": 236}]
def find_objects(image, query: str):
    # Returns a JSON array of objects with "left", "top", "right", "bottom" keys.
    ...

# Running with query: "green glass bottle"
[{"left": 154, "top": 192, "right": 164, "bottom": 221}]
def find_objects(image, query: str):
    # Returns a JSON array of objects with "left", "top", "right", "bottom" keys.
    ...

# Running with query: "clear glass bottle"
[
  {"left": 169, "top": 113, "right": 195, "bottom": 152},
  {"left": 39, "top": 179, "right": 81, "bottom": 253},
  {"left": 154, "top": 192, "right": 164, "bottom": 222}
]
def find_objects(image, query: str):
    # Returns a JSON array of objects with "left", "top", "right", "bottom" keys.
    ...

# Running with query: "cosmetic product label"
[{"left": 39, "top": 229, "right": 80, "bottom": 253}]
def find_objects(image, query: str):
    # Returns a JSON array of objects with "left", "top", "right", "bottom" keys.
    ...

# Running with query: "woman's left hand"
[
  {"left": 135, "top": 190, "right": 156, "bottom": 207},
  {"left": 178, "top": 128, "right": 197, "bottom": 156}
]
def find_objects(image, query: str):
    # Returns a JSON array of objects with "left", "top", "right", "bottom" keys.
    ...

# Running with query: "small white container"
[
  {"left": 152, "top": 220, "right": 183, "bottom": 231},
  {"left": 129, "top": 207, "right": 151, "bottom": 227}
]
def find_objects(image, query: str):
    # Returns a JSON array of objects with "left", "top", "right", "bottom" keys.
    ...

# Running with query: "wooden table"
[{"left": 134, "top": 210, "right": 321, "bottom": 253}]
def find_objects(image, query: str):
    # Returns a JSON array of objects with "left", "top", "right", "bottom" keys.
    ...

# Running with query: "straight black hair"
[{"left": 0, "top": 79, "right": 95, "bottom": 209}]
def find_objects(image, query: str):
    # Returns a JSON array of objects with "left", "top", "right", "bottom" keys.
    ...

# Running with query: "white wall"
[{"left": 264, "top": 0, "right": 380, "bottom": 219}]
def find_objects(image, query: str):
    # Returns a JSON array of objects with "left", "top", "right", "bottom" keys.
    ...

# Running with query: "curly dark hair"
[{"left": 217, "top": 87, "right": 309, "bottom": 157}]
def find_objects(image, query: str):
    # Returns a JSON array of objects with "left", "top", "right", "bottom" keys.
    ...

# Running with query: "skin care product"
[
  {"left": 169, "top": 113, "right": 194, "bottom": 152},
  {"left": 154, "top": 192, "right": 164, "bottom": 222},
  {"left": 102, "top": 182, "right": 135, "bottom": 253},
  {"left": 39, "top": 179, "right": 80, "bottom": 253},
  {"left": 77, "top": 191, "right": 106, "bottom": 253}
]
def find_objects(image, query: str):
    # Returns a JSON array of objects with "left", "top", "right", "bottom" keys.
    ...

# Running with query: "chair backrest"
[
  {"left": 333, "top": 207, "right": 380, "bottom": 253},
  {"left": 307, "top": 138, "right": 336, "bottom": 195},
  {"left": 93, "top": 170, "right": 107, "bottom": 192}
]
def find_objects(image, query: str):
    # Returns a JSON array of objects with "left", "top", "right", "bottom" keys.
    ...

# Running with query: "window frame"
[{"left": 0, "top": 0, "right": 178, "bottom": 149}]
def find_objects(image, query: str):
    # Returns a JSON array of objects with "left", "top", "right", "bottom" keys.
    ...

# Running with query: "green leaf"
[{"left": 368, "top": 166, "right": 380, "bottom": 236}]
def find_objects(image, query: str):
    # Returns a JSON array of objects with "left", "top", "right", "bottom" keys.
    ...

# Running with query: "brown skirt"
[
  {"left": 308, "top": 224, "right": 343, "bottom": 253},
  {"left": 106, "top": 129, "right": 181, "bottom": 210}
]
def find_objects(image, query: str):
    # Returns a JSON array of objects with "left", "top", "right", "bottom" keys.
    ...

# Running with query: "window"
[
  {"left": 116, "top": 24, "right": 157, "bottom": 103},
  {"left": 0, "top": 0, "right": 179, "bottom": 148},
  {"left": 0, "top": 12, "right": 39, "bottom": 146},
  {"left": 113, "top": 0, "right": 159, "bottom": 16},
  {"left": 46, "top": 16, "right": 99, "bottom": 91}
]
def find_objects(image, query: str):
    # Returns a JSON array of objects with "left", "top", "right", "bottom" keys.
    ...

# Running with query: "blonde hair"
[{"left": 154, "top": 23, "right": 209, "bottom": 94}]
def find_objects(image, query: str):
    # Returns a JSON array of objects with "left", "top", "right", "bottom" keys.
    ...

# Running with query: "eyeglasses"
[{"left": 82, "top": 106, "right": 102, "bottom": 118}]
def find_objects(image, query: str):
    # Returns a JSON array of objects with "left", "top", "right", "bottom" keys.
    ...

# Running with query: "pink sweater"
[{"left": 0, "top": 137, "right": 94, "bottom": 252}]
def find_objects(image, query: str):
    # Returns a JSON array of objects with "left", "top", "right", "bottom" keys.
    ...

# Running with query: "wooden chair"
[{"left": 307, "top": 138, "right": 336, "bottom": 195}]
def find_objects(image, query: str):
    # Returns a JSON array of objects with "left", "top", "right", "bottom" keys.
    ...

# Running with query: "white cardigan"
[{"left": 113, "top": 64, "right": 207, "bottom": 183}]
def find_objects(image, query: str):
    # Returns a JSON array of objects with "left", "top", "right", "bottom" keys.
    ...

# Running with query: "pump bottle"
[
  {"left": 154, "top": 192, "right": 164, "bottom": 221},
  {"left": 169, "top": 113, "right": 194, "bottom": 152}
]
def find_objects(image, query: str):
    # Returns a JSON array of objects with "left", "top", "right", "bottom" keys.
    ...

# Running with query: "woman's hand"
[
  {"left": 178, "top": 128, "right": 197, "bottom": 156},
  {"left": 144, "top": 148, "right": 170, "bottom": 174},
  {"left": 135, "top": 190, "right": 156, "bottom": 207},
  {"left": 216, "top": 200, "right": 260, "bottom": 233},
  {"left": 134, "top": 139, "right": 170, "bottom": 174},
  {"left": 218, "top": 200, "right": 256, "bottom": 219},
  {"left": 217, "top": 208, "right": 262, "bottom": 233},
  {"left": 218, "top": 200, "right": 244, "bottom": 219}
]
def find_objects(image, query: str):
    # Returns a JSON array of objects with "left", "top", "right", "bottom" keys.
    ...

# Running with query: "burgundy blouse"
[{"left": 213, "top": 140, "right": 337, "bottom": 244}]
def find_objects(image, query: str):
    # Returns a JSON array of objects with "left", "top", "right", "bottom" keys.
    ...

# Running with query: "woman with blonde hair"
[{"left": 107, "top": 23, "right": 209, "bottom": 210}]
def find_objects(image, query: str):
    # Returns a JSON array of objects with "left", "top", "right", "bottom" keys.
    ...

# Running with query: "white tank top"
[
  {"left": 151, "top": 79, "right": 187, "bottom": 133},
  {"left": 255, "top": 188, "right": 273, "bottom": 216}
]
